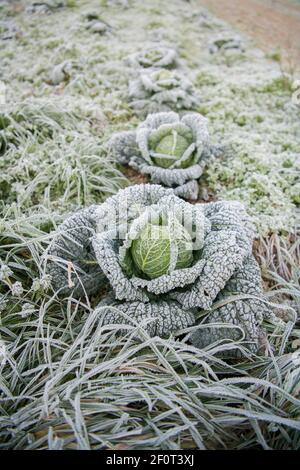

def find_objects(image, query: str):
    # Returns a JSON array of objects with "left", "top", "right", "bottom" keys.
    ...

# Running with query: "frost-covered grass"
[{"left": 0, "top": 0, "right": 299, "bottom": 450}]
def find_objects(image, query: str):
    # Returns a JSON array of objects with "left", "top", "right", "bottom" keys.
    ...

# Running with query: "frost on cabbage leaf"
[
  {"left": 128, "top": 69, "right": 200, "bottom": 117},
  {"left": 109, "top": 111, "right": 223, "bottom": 200},
  {"left": 47, "top": 205, "right": 107, "bottom": 297},
  {"left": 47, "top": 184, "right": 278, "bottom": 354}
]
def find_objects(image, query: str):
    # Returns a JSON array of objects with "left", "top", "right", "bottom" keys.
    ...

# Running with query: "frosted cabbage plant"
[
  {"left": 48, "top": 184, "right": 277, "bottom": 354},
  {"left": 25, "top": 1, "right": 67, "bottom": 14},
  {"left": 109, "top": 111, "right": 223, "bottom": 200},
  {"left": 125, "top": 46, "right": 178, "bottom": 69},
  {"left": 209, "top": 34, "right": 244, "bottom": 54},
  {"left": 84, "top": 13, "right": 110, "bottom": 35},
  {"left": 128, "top": 69, "right": 200, "bottom": 117}
]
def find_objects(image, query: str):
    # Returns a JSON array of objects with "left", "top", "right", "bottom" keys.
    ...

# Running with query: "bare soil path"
[{"left": 198, "top": 0, "right": 300, "bottom": 73}]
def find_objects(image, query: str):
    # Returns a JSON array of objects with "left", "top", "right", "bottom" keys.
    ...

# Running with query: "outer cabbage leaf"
[
  {"left": 47, "top": 206, "right": 106, "bottom": 297},
  {"left": 95, "top": 296, "right": 195, "bottom": 337},
  {"left": 191, "top": 256, "right": 277, "bottom": 354}
]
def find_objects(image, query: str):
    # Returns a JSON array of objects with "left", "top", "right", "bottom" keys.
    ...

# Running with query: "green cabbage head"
[
  {"left": 131, "top": 219, "right": 193, "bottom": 279},
  {"left": 149, "top": 126, "right": 195, "bottom": 169}
]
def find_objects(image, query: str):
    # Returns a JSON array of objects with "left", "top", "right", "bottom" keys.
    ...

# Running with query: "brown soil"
[
  {"left": 198, "top": 0, "right": 300, "bottom": 72},
  {"left": 123, "top": 166, "right": 149, "bottom": 185}
]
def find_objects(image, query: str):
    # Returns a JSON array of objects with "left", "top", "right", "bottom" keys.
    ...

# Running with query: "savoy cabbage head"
[
  {"left": 125, "top": 46, "right": 178, "bottom": 69},
  {"left": 109, "top": 111, "right": 223, "bottom": 200},
  {"left": 128, "top": 68, "right": 200, "bottom": 117},
  {"left": 47, "top": 184, "right": 278, "bottom": 354}
]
